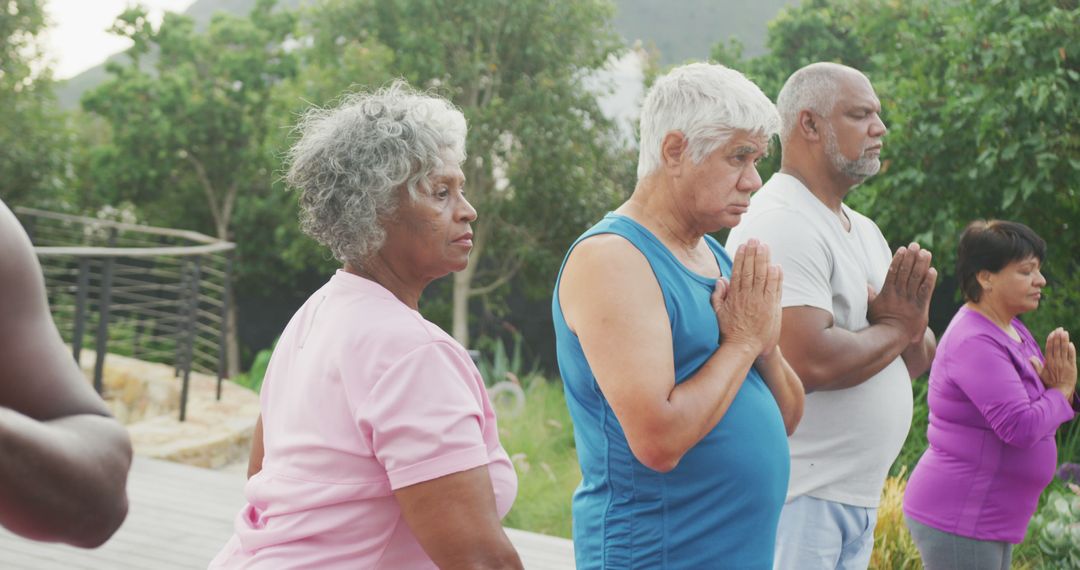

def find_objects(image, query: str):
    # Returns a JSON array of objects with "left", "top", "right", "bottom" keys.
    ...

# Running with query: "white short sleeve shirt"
[{"left": 727, "top": 173, "right": 913, "bottom": 508}]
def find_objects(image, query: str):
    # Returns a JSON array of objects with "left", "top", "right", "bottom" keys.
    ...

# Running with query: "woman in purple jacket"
[{"left": 903, "top": 220, "right": 1077, "bottom": 569}]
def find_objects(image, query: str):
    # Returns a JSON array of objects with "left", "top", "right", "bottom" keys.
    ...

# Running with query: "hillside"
[
  {"left": 56, "top": 0, "right": 305, "bottom": 108},
  {"left": 614, "top": 0, "right": 797, "bottom": 63}
]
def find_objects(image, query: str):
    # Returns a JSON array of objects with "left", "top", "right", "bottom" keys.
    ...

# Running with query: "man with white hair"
[
  {"left": 727, "top": 62, "right": 937, "bottom": 569},
  {"left": 554, "top": 62, "right": 804, "bottom": 569}
]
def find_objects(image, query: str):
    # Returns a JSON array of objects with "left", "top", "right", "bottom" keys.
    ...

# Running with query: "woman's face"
[
  {"left": 379, "top": 149, "right": 477, "bottom": 282},
  {"left": 981, "top": 256, "right": 1046, "bottom": 316}
]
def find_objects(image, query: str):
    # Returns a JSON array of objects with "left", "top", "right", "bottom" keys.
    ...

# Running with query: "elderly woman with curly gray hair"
[{"left": 210, "top": 82, "right": 522, "bottom": 569}]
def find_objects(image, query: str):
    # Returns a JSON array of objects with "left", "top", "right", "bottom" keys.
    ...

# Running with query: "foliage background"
[
  {"left": 4, "top": 0, "right": 1079, "bottom": 566},
  {"left": 713, "top": 0, "right": 1079, "bottom": 339}
]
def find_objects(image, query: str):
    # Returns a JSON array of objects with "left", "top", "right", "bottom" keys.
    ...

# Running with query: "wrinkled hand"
[
  {"left": 867, "top": 242, "right": 937, "bottom": 344},
  {"left": 1031, "top": 327, "right": 1077, "bottom": 401},
  {"left": 712, "top": 240, "right": 783, "bottom": 357}
]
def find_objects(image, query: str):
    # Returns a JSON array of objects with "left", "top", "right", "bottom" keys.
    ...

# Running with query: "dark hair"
[{"left": 957, "top": 220, "right": 1046, "bottom": 302}]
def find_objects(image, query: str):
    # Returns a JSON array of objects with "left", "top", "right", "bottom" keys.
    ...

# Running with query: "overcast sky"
[{"left": 43, "top": 0, "right": 196, "bottom": 79}]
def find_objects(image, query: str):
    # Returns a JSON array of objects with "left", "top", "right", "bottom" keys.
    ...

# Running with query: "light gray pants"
[{"left": 905, "top": 516, "right": 1013, "bottom": 570}]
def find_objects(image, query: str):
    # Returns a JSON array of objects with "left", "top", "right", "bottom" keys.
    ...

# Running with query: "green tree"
[
  {"left": 82, "top": 0, "right": 297, "bottom": 240},
  {"left": 299, "top": 0, "right": 633, "bottom": 346},
  {"left": 714, "top": 0, "right": 1080, "bottom": 338},
  {"left": 81, "top": 0, "right": 301, "bottom": 375},
  {"left": 715, "top": 0, "right": 1080, "bottom": 493},
  {"left": 235, "top": 13, "right": 397, "bottom": 298},
  {"left": 0, "top": 0, "right": 71, "bottom": 207}
]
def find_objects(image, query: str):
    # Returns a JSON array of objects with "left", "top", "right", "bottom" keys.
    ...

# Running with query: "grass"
[{"left": 495, "top": 376, "right": 580, "bottom": 538}]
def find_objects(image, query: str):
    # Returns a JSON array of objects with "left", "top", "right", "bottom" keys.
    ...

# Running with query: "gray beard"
[{"left": 825, "top": 129, "right": 880, "bottom": 181}]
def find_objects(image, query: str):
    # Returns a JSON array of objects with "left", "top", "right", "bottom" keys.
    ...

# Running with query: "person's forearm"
[
  {"left": 982, "top": 391, "right": 1075, "bottom": 448},
  {"left": 902, "top": 329, "right": 937, "bottom": 380},
  {"left": 785, "top": 322, "right": 910, "bottom": 392},
  {"left": 634, "top": 342, "right": 758, "bottom": 472},
  {"left": 756, "top": 350, "right": 804, "bottom": 435},
  {"left": 396, "top": 466, "right": 524, "bottom": 570},
  {"left": 0, "top": 408, "right": 132, "bottom": 547},
  {"left": 433, "top": 531, "right": 523, "bottom": 570}
]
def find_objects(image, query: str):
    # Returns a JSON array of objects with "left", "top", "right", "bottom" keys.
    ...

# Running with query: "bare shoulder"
[
  {"left": 563, "top": 233, "right": 652, "bottom": 278},
  {"left": 559, "top": 233, "right": 663, "bottom": 329}
]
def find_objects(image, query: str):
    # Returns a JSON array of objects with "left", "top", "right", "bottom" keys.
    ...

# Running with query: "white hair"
[
  {"left": 776, "top": 62, "right": 861, "bottom": 142},
  {"left": 636, "top": 62, "right": 780, "bottom": 181}
]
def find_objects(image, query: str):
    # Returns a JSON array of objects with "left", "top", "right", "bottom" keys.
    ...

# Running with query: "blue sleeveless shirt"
[{"left": 552, "top": 214, "right": 789, "bottom": 569}]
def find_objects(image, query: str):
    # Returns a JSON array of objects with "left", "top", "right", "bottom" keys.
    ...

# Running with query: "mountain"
[
  {"left": 55, "top": 0, "right": 797, "bottom": 108},
  {"left": 614, "top": 0, "right": 797, "bottom": 63},
  {"left": 55, "top": 0, "right": 306, "bottom": 108},
  {"left": 183, "top": 0, "right": 304, "bottom": 23}
]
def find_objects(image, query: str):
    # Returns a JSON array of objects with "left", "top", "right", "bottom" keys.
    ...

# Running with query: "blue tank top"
[{"left": 552, "top": 213, "right": 790, "bottom": 569}]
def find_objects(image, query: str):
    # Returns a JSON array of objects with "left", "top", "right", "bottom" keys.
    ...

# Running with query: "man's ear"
[
  {"left": 798, "top": 110, "right": 822, "bottom": 142},
  {"left": 660, "top": 131, "right": 689, "bottom": 173}
]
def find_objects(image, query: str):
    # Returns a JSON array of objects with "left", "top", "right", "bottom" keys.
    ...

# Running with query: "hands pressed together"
[
  {"left": 868, "top": 242, "right": 938, "bottom": 345},
  {"left": 711, "top": 239, "right": 783, "bottom": 358},
  {"left": 1031, "top": 328, "right": 1078, "bottom": 401}
]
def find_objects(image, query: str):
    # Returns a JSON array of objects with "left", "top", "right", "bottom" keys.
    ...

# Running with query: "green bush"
[
  {"left": 232, "top": 344, "right": 273, "bottom": 393},
  {"left": 497, "top": 376, "right": 579, "bottom": 538},
  {"left": 474, "top": 332, "right": 542, "bottom": 386},
  {"left": 1026, "top": 485, "right": 1080, "bottom": 569}
]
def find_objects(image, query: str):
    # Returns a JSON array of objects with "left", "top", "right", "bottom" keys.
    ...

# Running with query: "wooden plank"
[
  {"left": 0, "top": 456, "right": 575, "bottom": 569},
  {"left": 506, "top": 528, "right": 577, "bottom": 570},
  {"left": 0, "top": 457, "right": 243, "bottom": 569}
]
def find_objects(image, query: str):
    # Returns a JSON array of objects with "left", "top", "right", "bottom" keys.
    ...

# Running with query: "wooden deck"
[{"left": 0, "top": 456, "right": 574, "bottom": 569}]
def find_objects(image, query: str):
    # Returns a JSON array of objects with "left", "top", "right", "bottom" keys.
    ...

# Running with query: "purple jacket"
[{"left": 903, "top": 306, "right": 1076, "bottom": 543}]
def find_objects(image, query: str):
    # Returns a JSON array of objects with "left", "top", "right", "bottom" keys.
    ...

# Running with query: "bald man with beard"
[{"left": 727, "top": 63, "right": 938, "bottom": 569}]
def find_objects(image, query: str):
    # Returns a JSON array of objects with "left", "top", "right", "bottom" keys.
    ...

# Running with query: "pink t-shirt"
[{"left": 210, "top": 271, "right": 517, "bottom": 568}]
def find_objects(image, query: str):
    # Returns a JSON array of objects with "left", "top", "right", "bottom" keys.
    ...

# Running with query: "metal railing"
[{"left": 17, "top": 207, "right": 236, "bottom": 422}]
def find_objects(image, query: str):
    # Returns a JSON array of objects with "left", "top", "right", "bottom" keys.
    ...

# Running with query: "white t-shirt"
[{"left": 726, "top": 173, "right": 912, "bottom": 508}]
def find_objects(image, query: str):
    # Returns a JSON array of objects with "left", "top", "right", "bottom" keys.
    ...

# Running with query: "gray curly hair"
[{"left": 287, "top": 81, "right": 467, "bottom": 267}]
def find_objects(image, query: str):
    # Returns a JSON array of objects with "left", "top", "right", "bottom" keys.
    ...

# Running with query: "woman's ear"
[{"left": 976, "top": 269, "right": 994, "bottom": 293}]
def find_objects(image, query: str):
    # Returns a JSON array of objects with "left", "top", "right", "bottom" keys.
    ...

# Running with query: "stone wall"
[{"left": 79, "top": 351, "right": 261, "bottom": 469}]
